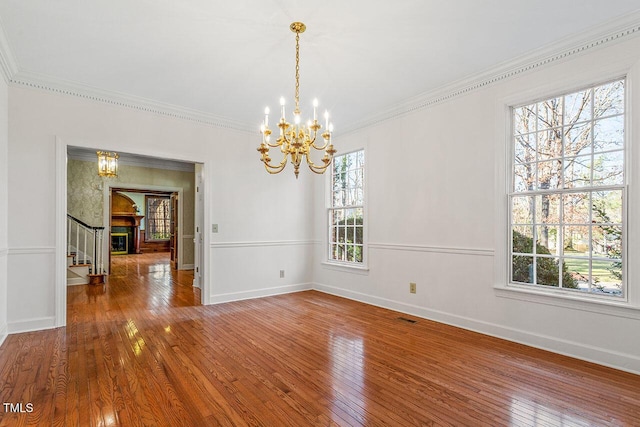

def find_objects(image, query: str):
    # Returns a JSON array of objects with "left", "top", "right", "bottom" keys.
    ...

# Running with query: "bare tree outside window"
[{"left": 511, "top": 79, "right": 624, "bottom": 297}]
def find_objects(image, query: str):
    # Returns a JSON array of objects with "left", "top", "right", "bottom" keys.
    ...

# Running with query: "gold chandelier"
[
  {"left": 96, "top": 151, "right": 118, "bottom": 178},
  {"left": 257, "top": 22, "right": 336, "bottom": 179}
]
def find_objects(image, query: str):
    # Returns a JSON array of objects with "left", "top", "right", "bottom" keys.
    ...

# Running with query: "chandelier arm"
[
  {"left": 305, "top": 153, "right": 332, "bottom": 174},
  {"left": 263, "top": 152, "right": 288, "bottom": 174},
  {"left": 310, "top": 137, "right": 329, "bottom": 150}
]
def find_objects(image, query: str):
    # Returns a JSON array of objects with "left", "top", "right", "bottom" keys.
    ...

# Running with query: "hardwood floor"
[{"left": 1, "top": 253, "right": 639, "bottom": 426}]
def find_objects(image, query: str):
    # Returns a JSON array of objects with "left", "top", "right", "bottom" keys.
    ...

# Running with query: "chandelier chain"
[{"left": 294, "top": 31, "right": 300, "bottom": 114}]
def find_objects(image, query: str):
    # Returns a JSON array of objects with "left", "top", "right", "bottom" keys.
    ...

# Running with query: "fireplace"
[{"left": 111, "top": 233, "right": 129, "bottom": 255}]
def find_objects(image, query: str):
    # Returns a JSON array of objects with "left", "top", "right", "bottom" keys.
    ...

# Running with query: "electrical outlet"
[
  {"left": 212, "top": 224, "right": 219, "bottom": 233},
  {"left": 280, "top": 270, "right": 285, "bottom": 278},
  {"left": 410, "top": 282, "right": 416, "bottom": 294}
]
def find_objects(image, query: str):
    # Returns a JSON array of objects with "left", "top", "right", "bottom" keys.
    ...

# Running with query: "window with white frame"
[
  {"left": 510, "top": 79, "right": 625, "bottom": 297},
  {"left": 329, "top": 150, "right": 365, "bottom": 264}
]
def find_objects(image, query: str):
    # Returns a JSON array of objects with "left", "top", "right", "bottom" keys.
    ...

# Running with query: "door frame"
[{"left": 56, "top": 137, "right": 210, "bottom": 327}]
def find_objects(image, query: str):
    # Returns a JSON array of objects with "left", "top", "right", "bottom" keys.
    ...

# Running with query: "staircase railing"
[{"left": 67, "top": 214, "right": 106, "bottom": 276}]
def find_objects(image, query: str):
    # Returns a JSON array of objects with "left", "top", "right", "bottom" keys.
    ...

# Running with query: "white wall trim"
[
  {"left": 369, "top": 242, "right": 494, "bottom": 257},
  {"left": 312, "top": 283, "right": 640, "bottom": 375},
  {"left": 7, "top": 247, "right": 55, "bottom": 255},
  {"left": 210, "top": 240, "right": 316, "bottom": 249},
  {"left": 210, "top": 283, "right": 313, "bottom": 305},
  {"left": 8, "top": 316, "right": 56, "bottom": 334},
  {"left": 0, "top": 248, "right": 8, "bottom": 256}
]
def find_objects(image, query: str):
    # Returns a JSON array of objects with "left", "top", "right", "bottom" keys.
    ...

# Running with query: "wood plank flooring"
[{"left": 1, "top": 252, "right": 639, "bottom": 426}]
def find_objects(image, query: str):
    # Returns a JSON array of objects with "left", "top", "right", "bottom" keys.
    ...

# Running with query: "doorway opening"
[{"left": 60, "top": 144, "right": 207, "bottom": 325}]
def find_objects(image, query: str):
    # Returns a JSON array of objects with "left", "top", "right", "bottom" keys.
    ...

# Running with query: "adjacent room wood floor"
[{"left": 1, "top": 253, "right": 639, "bottom": 426}]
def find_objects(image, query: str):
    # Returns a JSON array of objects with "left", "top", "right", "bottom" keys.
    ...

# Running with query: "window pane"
[
  {"left": 536, "top": 225, "right": 560, "bottom": 255},
  {"left": 537, "top": 129, "right": 562, "bottom": 161},
  {"left": 592, "top": 225, "right": 622, "bottom": 259},
  {"left": 537, "top": 98, "right": 563, "bottom": 130},
  {"left": 354, "top": 226, "right": 363, "bottom": 245},
  {"left": 564, "top": 89, "right": 592, "bottom": 124},
  {"left": 512, "top": 226, "right": 533, "bottom": 254},
  {"left": 515, "top": 134, "right": 536, "bottom": 164},
  {"left": 535, "top": 194, "right": 560, "bottom": 224},
  {"left": 514, "top": 164, "right": 533, "bottom": 192},
  {"left": 592, "top": 190, "right": 622, "bottom": 224},
  {"left": 514, "top": 104, "right": 536, "bottom": 135},
  {"left": 512, "top": 196, "right": 534, "bottom": 224},
  {"left": 536, "top": 160, "right": 562, "bottom": 190},
  {"left": 594, "top": 116, "right": 624, "bottom": 152},
  {"left": 564, "top": 122, "right": 592, "bottom": 157},
  {"left": 536, "top": 257, "right": 561, "bottom": 287},
  {"left": 512, "top": 256, "right": 533, "bottom": 283},
  {"left": 563, "top": 192, "right": 590, "bottom": 224},
  {"left": 564, "top": 155, "right": 591, "bottom": 188},
  {"left": 593, "top": 150, "right": 623, "bottom": 186},
  {"left": 563, "top": 258, "right": 588, "bottom": 289},
  {"left": 563, "top": 226, "right": 589, "bottom": 257},
  {"left": 594, "top": 80, "right": 624, "bottom": 117},
  {"left": 591, "top": 260, "right": 622, "bottom": 296}
]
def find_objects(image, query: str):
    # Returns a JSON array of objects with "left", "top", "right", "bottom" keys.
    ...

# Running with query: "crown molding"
[
  {"left": 341, "top": 11, "right": 640, "bottom": 135},
  {"left": 9, "top": 70, "right": 255, "bottom": 133}
]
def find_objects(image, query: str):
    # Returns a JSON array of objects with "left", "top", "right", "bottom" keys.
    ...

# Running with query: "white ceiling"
[{"left": 1, "top": 1, "right": 640, "bottom": 134}]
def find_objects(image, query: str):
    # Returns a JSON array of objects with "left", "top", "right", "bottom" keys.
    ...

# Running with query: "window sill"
[
  {"left": 494, "top": 284, "right": 640, "bottom": 320},
  {"left": 321, "top": 261, "right": 370, "bottom": 275}
]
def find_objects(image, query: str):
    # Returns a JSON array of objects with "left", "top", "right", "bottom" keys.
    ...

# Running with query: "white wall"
[
  {"left": 6, "top": 85, "right": 314, "bottom": 331},
  {"left": 0, "top": 73, "right": 8, "bottom": 344},
  {"left": 312, "top": 34, "right": 640, "bottom": 374}
]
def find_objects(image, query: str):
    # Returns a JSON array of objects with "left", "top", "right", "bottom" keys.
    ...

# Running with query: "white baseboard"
[
  {"left": 8, "top": 316, "right": 57, "bottom": 334},
  {"left": 312, "top": 283, "right": 640, "bottom": 376},
  {"left": 180, "top": 264, "right": 194, "bottom": 270},
  {"left": 0, "top": 323, "right": 7, "bottom": 347},
  {"left": 210, "top": 283, "right": 313, "bottom": 305}
]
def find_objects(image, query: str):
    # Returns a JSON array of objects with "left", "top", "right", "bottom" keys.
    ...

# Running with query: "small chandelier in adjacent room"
[
  {"left": 96, "top": 151, "right": 118, "bottom": 178},
  {"left": 257, "top": 22, "right": 337, "bottom": 179}
]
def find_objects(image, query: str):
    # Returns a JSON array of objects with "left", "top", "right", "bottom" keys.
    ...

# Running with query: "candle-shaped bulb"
[
  {"left": 313, "top": 98, "right": 318, "bottom": 121},
  {"left": 324, "top": 110, "right": 329, "bottom": 129},
  {"left": 329, "top": 123, "right": 334, "bottom": 133},
  {"left": 264, "top": 107, "right": 269, "bottom": 127},
  {"left": 280, "top": 97, "right": 285, "bottom": 119},
  {"left": 294, "top": 113, "right": 301, "bottom": 125}
]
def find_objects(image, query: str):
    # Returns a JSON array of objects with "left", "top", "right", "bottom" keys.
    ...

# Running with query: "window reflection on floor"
[
  {"left": 330, "top": 333, "right": 366, "bottom": 422},
  {"left": 510, "top": 396, "right": 591, "bottom": 426}
]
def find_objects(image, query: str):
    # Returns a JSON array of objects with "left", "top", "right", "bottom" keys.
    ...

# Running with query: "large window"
[
  {"left": 510, "top": 79, "right": 625, "bottom": 298},
  {"left": 146, "top": 195, "right": 171, "bottom": 241},
  {"left": 329, "top": 150, "right": 365, "bottom": 264}
]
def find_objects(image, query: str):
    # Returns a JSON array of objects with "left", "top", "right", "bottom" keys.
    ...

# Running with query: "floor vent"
[{"left": 397, "top": 317, "right": 417, "bottom": 324}]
